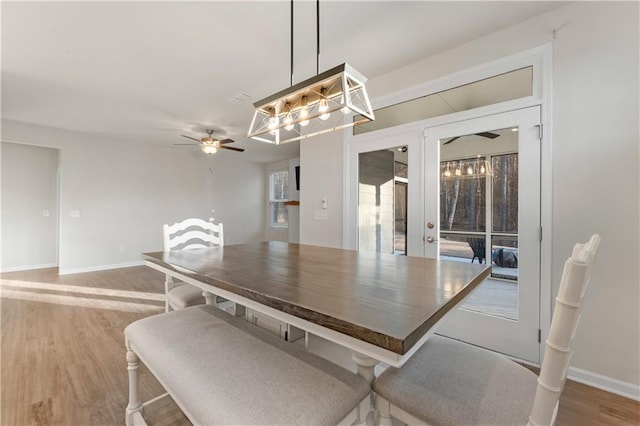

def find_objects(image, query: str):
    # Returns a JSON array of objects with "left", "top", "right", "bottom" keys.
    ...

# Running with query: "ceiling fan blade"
[
  {"left": 181, "top": 135, "right": 202, "bottom": 142},
  {"left": 221, "top": 146, "right": 245, "bottom": 152},
  {"left": 443, "top": 136, "right": 460, "bottom": 145},
  {"left": 218, "top": 138, "right": 235, "bottom": 144},
  {"left": 174, "top": 143, "right": 201, "bottom": 146},
  {"left": 476, "top": 131, "right": 500, "bottom": 139}
]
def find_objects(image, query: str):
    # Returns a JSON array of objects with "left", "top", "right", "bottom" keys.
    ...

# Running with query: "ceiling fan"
[
  {"left": 175, "top": 129, "right": 245, "bottom": 154},
  {"left": 443, "top": 131, "right": 500, "bottom": 145}
]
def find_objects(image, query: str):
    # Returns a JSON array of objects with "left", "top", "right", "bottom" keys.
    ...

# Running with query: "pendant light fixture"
[{"left": 248, "top": 0, "right": 374, "bottom": 145}]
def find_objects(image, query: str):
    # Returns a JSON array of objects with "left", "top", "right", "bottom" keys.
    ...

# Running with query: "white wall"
[
  {"left": 1, "top": 119, "right": 265, "bottom": 273},
  {"left": 299, "top": 2, "right": 639, "bottom": 395},
  {"left": 299, "top": 130, "right": 344, "bottom": 248},
  {"left": 1, "top": 142, "right": 59, "bottom": 270}
]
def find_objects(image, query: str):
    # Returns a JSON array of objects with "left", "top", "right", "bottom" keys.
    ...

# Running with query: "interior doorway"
[{"left": 1, "top": 142, "right": 60, "bottom": 272}]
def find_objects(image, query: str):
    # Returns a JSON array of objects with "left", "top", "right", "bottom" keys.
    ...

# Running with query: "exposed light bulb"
[
  {"left": 480, "top": 165, "right": 486, "bottom": 174},
  {"left": 283, "top": 103, "right": 294, "bottom": 131},
  {"left": 284, "top": 117, "right": 294, "bottom": 131},
  {"left": 467, "top": 166, "right": 473, "bottom": 175},
  {"left": 455, "top": 168, "right": 461, "bottom": 176},
  {"left": 319, "top": 88, "right": 330, "bottom": 120},
  {"left": 299, "top": 96, "right": 310, "bottom": 126},
  {"left": 444, "top": 169, "right": 451, "bottom": 177},
  {"left": 268, "top": 109, "right": 279, "bottom": 130}
]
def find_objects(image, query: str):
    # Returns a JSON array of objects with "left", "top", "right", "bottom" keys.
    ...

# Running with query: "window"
[
  {"left": 269, "top": 170, "right": 289, "bottom": 228},
  {"left": 354, "top": 67, "right": 533, "bottom": 135}
]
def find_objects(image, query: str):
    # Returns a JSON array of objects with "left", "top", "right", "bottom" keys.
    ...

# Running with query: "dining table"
[{"left": 143, "top": 241, "right": 491, "bottom": 384}]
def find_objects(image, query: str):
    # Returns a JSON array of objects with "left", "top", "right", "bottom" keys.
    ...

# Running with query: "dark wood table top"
[{"left": 143, "top": 241, "right": 491, "bottom": 355}]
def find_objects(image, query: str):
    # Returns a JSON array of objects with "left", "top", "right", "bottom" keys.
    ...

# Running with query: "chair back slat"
[
  {"left": 528, "top": 234, "right": 600, "bottom": 426},
  {"left": 163, "top": 218, "right": 224, "bottom": 251}
]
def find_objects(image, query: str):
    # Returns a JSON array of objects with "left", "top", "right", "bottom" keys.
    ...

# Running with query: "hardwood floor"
[{"left": 2, "top": 266, "right": 638, "bottom": 425}]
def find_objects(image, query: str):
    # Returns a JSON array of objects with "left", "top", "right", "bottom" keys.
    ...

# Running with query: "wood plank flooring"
[{"left": 2, "top": 266, "right": 638, "bottom": 425}]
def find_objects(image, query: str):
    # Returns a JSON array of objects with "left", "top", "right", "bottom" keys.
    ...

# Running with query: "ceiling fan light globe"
[{"left": 201, "top": 145, "right": 218, "bottom": 155}]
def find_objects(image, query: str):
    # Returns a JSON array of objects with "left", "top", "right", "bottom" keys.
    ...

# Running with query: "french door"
[{"left": 423, "top": 107, "right": 541, "bottom": 363}]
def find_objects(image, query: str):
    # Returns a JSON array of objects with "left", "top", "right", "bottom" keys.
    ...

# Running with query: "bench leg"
[
  {"left": 125, "top": 339, "right": 144, "bottom": 426},
  {"left": 376, "top": 395, "right": 393, "bottom": 426}
]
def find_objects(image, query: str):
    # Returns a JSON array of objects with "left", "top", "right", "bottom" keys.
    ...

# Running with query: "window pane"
[
  {"left": 440, "top": 158, "right": 486, "bottom": 232},
  {"left": 270, "top": 171, "right": 289, "bottom": 201},
  {"left": 358, "top": 146, "right": 408, "bottom": 255},
  {"left": 492, "top": 153, "right": 518, "bottom": 233},
  {"left": 355, "top": 67, "right": 533, "bottom": 135},
  {"left": 271, "top": 201, "right": 288, "bottom": 228}
]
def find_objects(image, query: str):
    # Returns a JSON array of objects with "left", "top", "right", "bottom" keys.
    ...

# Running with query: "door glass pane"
[
  {"left": 492, "top": 153, "right": 519, "bottom": 233},
  {"left": 359, "top": 146, "right": 407, "bottom": 255},
  {"left": 440, "top": 157, "right": 486, "bottom": 232},
  {"left": 394, "top": 181, "right": 407, "bottom": 255},
  {"left": 439, "top": 127, "right": 519, "bottom": 320}
]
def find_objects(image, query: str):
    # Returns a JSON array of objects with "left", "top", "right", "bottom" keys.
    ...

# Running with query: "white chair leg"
[
  {"left": 125, "top": 339, "right": 143, "bottom": 426},
  {"left": 377, "top": 395, "right": 393, "bottom": 426}
]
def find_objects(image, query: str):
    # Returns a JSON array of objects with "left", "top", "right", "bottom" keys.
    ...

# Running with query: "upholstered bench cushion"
[
  {"left": 125, "top": 305, "right": 369, "bottom": 425},
  {"left": 167, "top": 284, "right": 205, "bottom": 309},
  {"left": 373, "top": 334, "right": 537, "bottom": 425}
]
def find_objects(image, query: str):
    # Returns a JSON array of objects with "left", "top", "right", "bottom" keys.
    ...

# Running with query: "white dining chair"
[
  {"left": 163, "top": 218, "right": 225, "bottom": 312},
  {"left": 374, "top": 234, "right": 600, "bottom": 426}
]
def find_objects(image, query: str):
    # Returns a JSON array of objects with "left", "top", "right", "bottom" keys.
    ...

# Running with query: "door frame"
[
  {"left": 423, "top": 106, "right": 542, "bottom": 363},
  {"left": 344, "top": 44, "right": 553, "bottom": 364}
]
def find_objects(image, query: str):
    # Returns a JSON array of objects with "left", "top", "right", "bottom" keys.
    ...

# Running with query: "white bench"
[{"left": 125, "top": 305, "right": 371, "bottom": 425}]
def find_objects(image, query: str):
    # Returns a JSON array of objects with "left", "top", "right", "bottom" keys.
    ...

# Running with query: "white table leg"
[{"left": 351, "top": 351, "right": 379, "bottom": 425}]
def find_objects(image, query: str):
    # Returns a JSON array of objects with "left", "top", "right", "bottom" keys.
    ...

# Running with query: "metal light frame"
[
  {"left": 248, "top": 0, "right": 374, "bottom": 145},
  {"left": 248, "top": 63, "right": 374, "bottom": 144}
]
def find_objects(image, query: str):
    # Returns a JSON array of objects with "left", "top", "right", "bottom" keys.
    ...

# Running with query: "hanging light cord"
[
  {"left": 290, "top": 0, "right": 294, "bottom": 87},
  {"left": 316, "top": 0, "right": 320, "bottom": 75}
]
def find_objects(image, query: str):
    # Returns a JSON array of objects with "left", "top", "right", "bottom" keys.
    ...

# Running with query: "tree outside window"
[{"left": 269, "top": 170, "right": 289, "bottom": 228}]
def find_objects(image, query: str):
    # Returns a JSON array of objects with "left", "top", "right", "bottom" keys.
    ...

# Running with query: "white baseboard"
[
  {"left": 1, "top": 263, "right": 58, "bottom": 273},
  {"left": 58, "top": 260, "right": 144, "bottom": 275},
  {"left": 568, "top": 366, "right": 640, "bottom": 401}
]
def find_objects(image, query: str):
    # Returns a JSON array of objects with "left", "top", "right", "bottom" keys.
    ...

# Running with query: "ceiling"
[{"left": 1, "top": 1, "right": 565, "bottom": 163}]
